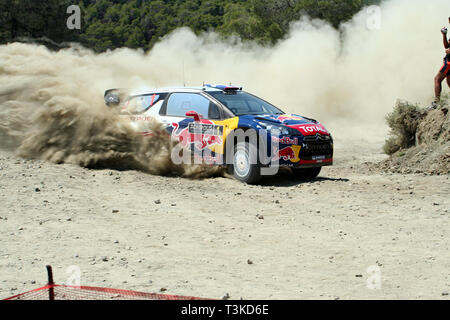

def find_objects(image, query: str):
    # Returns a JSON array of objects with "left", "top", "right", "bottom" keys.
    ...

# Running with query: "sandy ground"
[{"left": 0, "top": 137, "right": 449, "bottom": 300}]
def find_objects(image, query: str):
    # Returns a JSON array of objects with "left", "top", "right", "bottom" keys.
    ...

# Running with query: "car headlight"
[{"left": 256, "top": 122, "right": 299, "bottom": 136}]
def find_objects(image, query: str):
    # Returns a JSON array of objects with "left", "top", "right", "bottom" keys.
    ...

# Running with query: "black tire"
[
  {"left": 230, "top": 141, "right": 262, "bottom": 184},
  {"left": 292, "top": 167, "right": 322, "bottom": 180}
]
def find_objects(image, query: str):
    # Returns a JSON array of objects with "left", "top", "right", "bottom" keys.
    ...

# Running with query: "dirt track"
[{"left": 0, "top": 137, "right": 449, "bottom": 300}]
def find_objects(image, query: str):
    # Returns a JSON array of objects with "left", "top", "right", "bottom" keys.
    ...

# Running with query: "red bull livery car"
[{"left": 105, "top": 85, "right": 333, "bottom": 184}]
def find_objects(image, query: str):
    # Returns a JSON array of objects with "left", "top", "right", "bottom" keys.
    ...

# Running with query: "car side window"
[
  {"left": 166, "top": 93, "right": 219, "bottom": 119},
  {"left": 121, "top": 94, "right": 162, "bottom": 115},
  {"left": 208, "top": 103, "right": 221, "bottom": 119}
]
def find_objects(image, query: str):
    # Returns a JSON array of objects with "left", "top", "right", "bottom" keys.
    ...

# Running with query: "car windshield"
[{"left": 208, "top": 91, "right": 284, "bottom": 116}]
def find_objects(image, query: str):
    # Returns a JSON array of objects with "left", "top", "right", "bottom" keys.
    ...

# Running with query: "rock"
[
  {"left": 35, "top": 188, "right": 40, "bottom": 192},
  {"left": 222, "top": 293, "right": 230, "bottom": 300},
  {"left": 442, "top": 291, "right": 449, "bottom": 296},
  {"left": 160, "top": 287, "right": 167, "bottom": 292},
  {"left": 154, "top": 199, "right": 161, "bottom": 205},
  {"left": 247, "top": 259, "right": 253, "bottom": 265},
  {"left": 355, "top": 274, "right": 363, "bottom": 277},
  {"left": 112, "top": 209, "right": 119, "bottom": 213}
]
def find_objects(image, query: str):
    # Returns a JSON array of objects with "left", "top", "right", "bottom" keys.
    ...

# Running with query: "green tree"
[
  {"left": 294, "top": 0, "right": 364, "bottom": 28},
  {"left": 0, "top": 0, "right": 383, "bottom": 52},
  {"left": 0, "top": 0, "right": 79, "bottom": 47}
]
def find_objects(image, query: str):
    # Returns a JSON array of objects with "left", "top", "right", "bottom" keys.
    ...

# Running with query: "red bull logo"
[
  {"left": 272, "top": 136, "right": 299, "bottom": 145},
  {"left": 276, "top": 115, "right": 304, "bottom": 122},
  {"left": 172, "top": 120, "right": 223, "bottom": 151},
  {"left": 272, "top": 146, "right": 301, "bottom": 162}
]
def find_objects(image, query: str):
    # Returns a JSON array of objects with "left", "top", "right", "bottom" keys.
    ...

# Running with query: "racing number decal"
[{"left": 188, "top": 123, "right": 224, "bottom": 136}]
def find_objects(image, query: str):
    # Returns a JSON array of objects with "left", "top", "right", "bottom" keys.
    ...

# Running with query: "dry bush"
[{"left": 383, "top": 100, "right": 426, "bottom": 155}]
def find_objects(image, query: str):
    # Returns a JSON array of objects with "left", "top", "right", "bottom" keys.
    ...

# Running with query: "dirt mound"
[{"left": 375, "top": 97, "right": 449, "bottom": 175}]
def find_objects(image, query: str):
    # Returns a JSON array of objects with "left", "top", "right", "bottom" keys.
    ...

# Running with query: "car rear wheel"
[
  {"left": 292, "top": 167, "right": 322, "bottom": 180},
  {"left": 231, "top": 141, "right": 262, "bottom": 184}
]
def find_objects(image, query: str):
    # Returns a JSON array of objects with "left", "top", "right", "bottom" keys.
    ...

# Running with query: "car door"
[
  {"left": 162, "top": 92, "right": 225, "bottom": 155},
  {"left": 120, "top": 93, "right": 167, "bottom": 135}
]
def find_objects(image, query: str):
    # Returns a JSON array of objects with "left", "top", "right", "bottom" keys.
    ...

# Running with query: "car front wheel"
[{"left": 231, "top": 141, "right": 262, "bottom": 184}]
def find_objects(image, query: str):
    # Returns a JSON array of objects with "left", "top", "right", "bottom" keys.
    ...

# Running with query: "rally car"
[{"left": 104, "top": 85, "right": 333, "bottom": 184}]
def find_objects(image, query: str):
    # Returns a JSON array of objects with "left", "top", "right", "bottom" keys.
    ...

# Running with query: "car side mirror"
[{"left": 185, "top": 111, "right": 202, "bottom": 122}]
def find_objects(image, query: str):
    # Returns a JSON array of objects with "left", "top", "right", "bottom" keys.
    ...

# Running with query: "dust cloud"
[{"left": 0, "top": 0, "right": 448, "bottom": 173}]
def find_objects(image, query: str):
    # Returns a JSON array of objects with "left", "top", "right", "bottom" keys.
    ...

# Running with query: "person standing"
[{"left": 430, "top": 17, "right": 450, "bottom": 110}]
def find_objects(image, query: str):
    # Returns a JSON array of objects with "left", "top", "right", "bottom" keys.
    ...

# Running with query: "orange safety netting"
[{"left": 4, "top": 284, "right": 208, "bottom": 300}]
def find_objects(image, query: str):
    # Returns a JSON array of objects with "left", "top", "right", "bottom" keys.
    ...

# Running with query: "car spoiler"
[{"left": 104, "top": 88, "right": 128, "bottom": 106}]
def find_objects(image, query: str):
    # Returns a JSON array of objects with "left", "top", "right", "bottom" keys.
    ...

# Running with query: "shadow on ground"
[{"left": 258, "top": 168, "right": 349, "bottom": 187}]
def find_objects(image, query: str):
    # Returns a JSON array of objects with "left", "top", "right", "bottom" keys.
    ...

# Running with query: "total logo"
[{"left": 289, "top": 124, "right": 329, "bottom": 136}]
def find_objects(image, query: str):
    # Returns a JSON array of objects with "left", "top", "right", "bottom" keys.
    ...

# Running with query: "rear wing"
[{"left": 104, "top": 89, "right": 128, "bottom": 106}]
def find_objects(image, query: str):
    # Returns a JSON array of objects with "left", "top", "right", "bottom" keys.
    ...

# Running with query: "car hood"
[{"left": 248, "top": 114, "right": 331, "bottom": 136}]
